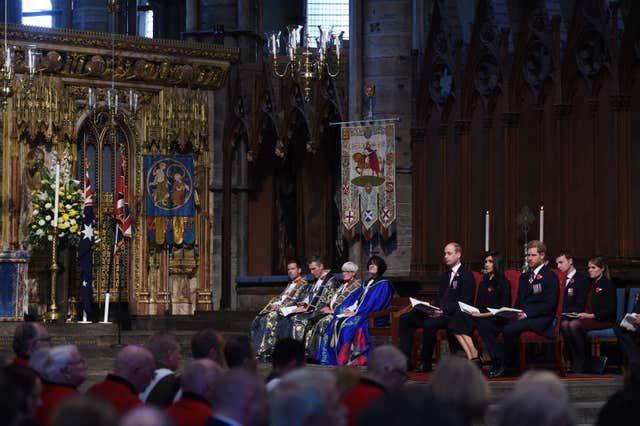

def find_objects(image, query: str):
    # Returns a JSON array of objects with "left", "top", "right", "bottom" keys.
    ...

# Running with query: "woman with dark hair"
[
  {"left": 448, "top": 252, "right": 511, "bottom": 365},
  {"left": 317, "top": 256, "right": 393, "bottom": 365},
  {"left": 561, "top": 256, "right": 616, "bottom": 373}
]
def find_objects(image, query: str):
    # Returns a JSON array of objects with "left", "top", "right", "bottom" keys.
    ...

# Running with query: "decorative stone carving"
[
  {"left": 523, "top": 40, "right": 551, "bottom": 89},
  {"left": 576, "top": 29, "right": 608, "bottom": 79}
]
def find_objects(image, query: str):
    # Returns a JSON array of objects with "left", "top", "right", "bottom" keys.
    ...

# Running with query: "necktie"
[{"left": 529, "top": 270, "right": 535, "bottom": 284}]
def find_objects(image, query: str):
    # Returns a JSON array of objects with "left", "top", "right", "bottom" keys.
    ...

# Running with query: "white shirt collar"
[
  {"left": 566, "top": 269, "right": 576, "bottom": 280},
  {"left": 212, "top": 414, "right": 243, "bottom": 426},
  {"left": 532, "top": 264, "right": 544, "bottom": 276}
]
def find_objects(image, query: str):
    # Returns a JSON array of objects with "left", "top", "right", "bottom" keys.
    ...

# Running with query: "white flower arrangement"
[{"left": 27, "top": 166, "right": 83, "bottom": 250}]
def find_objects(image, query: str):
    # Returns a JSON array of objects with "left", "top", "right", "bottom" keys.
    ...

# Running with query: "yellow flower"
[
  {"left": 62, "top": 213, "right": 70, "bottom": 222},
  {"left": 31, "top": 224, "right": 37, "bottom": 229},
  {"left": 41, "top": 179, "right": 48, "bottom": 185},
  {"left": 70, "top": 225, "right": 78, "bottom": 233},
  {"left": 34, "top": 204, "right": 40, "bottom": 209},
  {"left": 66, "top": 195, "right": 72, "bottom": 200},
  {"left": 58, "top": 223, "right": 66, "bottom": 229},
  {"left": 69, "top": 210, "right": 78, "bottom": 217}
]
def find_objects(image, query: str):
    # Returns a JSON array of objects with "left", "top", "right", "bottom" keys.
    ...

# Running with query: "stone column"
[{"left": 186, "top": 0, "right": 198, "bottom": 32}]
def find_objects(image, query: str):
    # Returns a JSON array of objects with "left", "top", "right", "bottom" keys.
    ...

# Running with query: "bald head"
[
  {"left": 181, "top": 359, "right": 223, "bottom": 403},
  {"left": 367, "top": 345, "right": 408, "bottom": 390},
  {"left": 114, "top": 345, "right": 155, "bottom": 393},
  {"left": 119, "top": 406, "right": 172, "bottom": 426}
]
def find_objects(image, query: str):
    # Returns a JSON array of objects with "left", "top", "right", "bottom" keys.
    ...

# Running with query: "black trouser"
[
  {"left": 615, "top": 324, "right": 640, "bottom": 367},
  {"left": 398, "top": 310, "right": 452, "bottom": 369}
]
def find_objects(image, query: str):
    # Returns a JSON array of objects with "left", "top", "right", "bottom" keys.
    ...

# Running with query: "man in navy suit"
[
  {"left": 614, "top": 295, "right": 640, "bottom": 367},
  {"left": 556, "top": 252, "right": 589, "bottom": 314},
  {"left": 398, "top": 242, "right": 476, "bottom": 372},
  {"left": 480, "top": 240, "right": 559, "bottom": 378}
]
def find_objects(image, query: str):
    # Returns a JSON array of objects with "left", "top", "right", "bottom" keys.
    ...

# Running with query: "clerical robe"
[
  {"left": 276, "top": 272, "right": 338, "bottom": 342},
  {"left": 318, "top": 277, "right": 392, "bottom": 366},
  {"left": 304, "top": 278, "right": 362, "bottom": 360},
  {"left": 251, "top": 276, "right": 309, "bottom": 358}
]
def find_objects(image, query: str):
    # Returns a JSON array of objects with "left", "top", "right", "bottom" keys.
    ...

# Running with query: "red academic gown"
[
  {"left": 33, "top": 381, "right": 78, "bottom": 426},
  {"left": 88, "top": 374, "right": 142, "bottom": 415},
  {"left": 341, "top": 378, "right": 386, "bottom": 426},
  {"left": 166, "top": 392, "right": 213, "bottom": 426}
]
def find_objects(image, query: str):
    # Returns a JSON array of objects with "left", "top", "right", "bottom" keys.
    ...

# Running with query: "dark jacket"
[
  {"left": 437, "top": 265, "right": 476, "bottom": 316},
  {"left": 562, "top": 271, "right": 590, "bottom": 313},
  {"left": 516, "top": 265, "right": 559, "bottom": 325},
  {"left": 588, "top": 276, "right": 617, "bottom": 323}
]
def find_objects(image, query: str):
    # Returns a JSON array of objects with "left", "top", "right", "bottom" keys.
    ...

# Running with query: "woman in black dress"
[{"left": 448, "top": 251, "right": 511, "bottom": 365}]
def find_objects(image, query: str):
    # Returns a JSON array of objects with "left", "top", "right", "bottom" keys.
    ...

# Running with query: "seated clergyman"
[{"left": 250, "top": 259, "right": 309, "bottom": 358}]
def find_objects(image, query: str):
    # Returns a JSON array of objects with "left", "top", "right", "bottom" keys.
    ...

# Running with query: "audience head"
[
  {"left": 334, "top": 366, "right": 362, "bottom": 395},
  {"left": 3, "top": 365, "right": 42, "bottom": 424},
  {"left": 13, "top": 322, "right": 51, "bottom": 360},
  {"left": 367, "top": 256, "right": 387, "bottom": 278},
  {"left": 484, "top": 251, "right": 505, "bottom": 279},
  {"left": 119, "top": 405, "right": 173, "bottom": 426},
  {"left": 526, "top": 240, "right": 547, "bottom": 269},
  {"left": 444, "top": 242, "right": 462, "bottom": 267},
  {"left": 181, "top": 358, "right": 223, "bottom": 404},
  {"left": 270, "top": 369, "right": 345, "bottom": 426},
  {"left": 308, "top": 256, "right": 325, "bottom": 279},
  {"left": 114, "top": 345, "right": 155, "bottom": 393},
  {"left": 496, "top": 370, "right": 573, "bottom": 426},
  {"left": 211, "top": 369, "right": 267, "bottom": 426},
  {"left": 366, "top": 345, "right": 408, "bottom": 390},
  {"left": 341, "top": 261, "right": 359, "bottom": 282},
  {"left": 287, "top": 259, "right": 303, "bottom": 281},
  {"left": 50, "top": 394, "right": 117, "bottom": 426},
  {"left": 272, "top": 338, "right": 306, "bottom": 376},
  {"left": 430, "top": 356, "right": 490, "bottom": 424},
  {"left": 556, "top": 252, "right": 575, "bottom": 274},
  {"left": 145, "top": 332, "right": 182, "bottom": 371},
  {"left": 191, "top": 329, "right": 226, "bottom": 366},
  {"left": 588, "top": 256, "right": 611, "bottom": 280},
  {"left": 224, "top": 335, "right": 258, "bottom": 372},
  {"left": 43, "top": 345, "right": 88, "bottom": 387}
]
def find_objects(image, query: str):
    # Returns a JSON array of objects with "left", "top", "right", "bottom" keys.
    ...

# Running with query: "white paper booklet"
[{"left": 458, "top": 301, "right": 480, "bottom": 314}]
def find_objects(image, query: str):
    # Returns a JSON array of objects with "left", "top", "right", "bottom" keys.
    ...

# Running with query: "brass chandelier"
[{"left": 267, "top": 25, "right": 343, "bottom": 102}]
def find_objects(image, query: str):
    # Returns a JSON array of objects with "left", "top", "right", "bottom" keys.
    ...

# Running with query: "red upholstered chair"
[{"left": 517, "top": 269, "right": 566, "bottom": 375}]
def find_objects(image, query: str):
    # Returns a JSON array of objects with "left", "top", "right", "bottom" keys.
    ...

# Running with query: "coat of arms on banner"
[
  {"left": 341, "top": 122, "right": 396, "bottom": 238},
  {"left": 144, "top": 156, "right": 195, "bottom": 217}
]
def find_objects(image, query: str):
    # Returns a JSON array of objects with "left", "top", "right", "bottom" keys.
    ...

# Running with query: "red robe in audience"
[
  {"left": 33, "top": 381, "right": 78, "bottom": 426},
  {"left": 166, "top": 392, "right": 213, "bottom": 426},
  {"left": 14, "top": 355, "right": 30, "bottom": 367},
  {"left": 87, "top": 374, "right": 142, "bottom": 415},
  {"left": 341, "top": 377, "right": 387, "bottom": 426}
]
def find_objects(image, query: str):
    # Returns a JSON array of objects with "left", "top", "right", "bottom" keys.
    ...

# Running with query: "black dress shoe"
[{"left": 488, "top": 366, "right": 504, "bottom": 379}]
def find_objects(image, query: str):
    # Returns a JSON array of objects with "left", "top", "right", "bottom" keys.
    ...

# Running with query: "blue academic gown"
[{"left": 318, "top": 277, "right": 393, "bottom": 366}]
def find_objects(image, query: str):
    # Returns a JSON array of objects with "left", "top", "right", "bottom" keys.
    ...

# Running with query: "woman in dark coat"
[
  {"left": 562, "top": 256, "right": 617, "bottom": 373},
  {"left": 448, "top": 251, "right": 511, "bottom": 365}
]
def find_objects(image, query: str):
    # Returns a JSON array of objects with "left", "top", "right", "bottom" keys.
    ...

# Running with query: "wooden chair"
[
  {"left": 517, "top": 269, "right": 566, "bottom": 375},
  {"left": 587, "top": 287, "right": 626, "bottom": 357},
  {"left": 368, "top": 297, "right": 410, "bottom": 346}
]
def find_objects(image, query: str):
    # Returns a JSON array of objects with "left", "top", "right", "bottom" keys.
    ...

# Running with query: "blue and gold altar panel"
[
  {"left": 0, "top": 251, "right": 28, "bottom": 321},
  {"left": 144, "top": 156, "right": 195, "bottom": 217}
]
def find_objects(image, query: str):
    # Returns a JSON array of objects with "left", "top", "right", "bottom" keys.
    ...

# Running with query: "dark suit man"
[
  {"left": 479, "top": 240, "right": 559, "bottom": 378},
  {"left": 615, "top": 296, "right": 640, "bottom": 367},
  {"left": 204, "top": 369, "right": 266, "bottom": 426},
  {"left": 398, "top": 242, "right": 476, "bottom": 371},
  {"left": 556, "top": 253, "right": 589, "bottom": 313}
]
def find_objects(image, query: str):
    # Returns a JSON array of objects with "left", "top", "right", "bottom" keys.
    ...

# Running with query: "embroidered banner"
[
  {"left": 341, "top": 122, "right": 396, "bottom": 238},
  {"left": 144, "top": 156, "right": 195, "bottom": 217}
]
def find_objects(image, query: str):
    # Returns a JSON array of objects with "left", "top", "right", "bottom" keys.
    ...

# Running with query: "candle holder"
[
  {"left": 43, "top": 230, "right": 60, "bottom": 322},
  {"left": 516, "top": 205, "right": 535, "bottom": 272}
]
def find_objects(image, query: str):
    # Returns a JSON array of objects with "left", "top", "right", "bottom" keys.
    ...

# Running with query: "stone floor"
[{"left": 0, "top": 315, "right": 625, "bottom": 426}]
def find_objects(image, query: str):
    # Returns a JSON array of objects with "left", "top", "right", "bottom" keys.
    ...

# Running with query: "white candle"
[
  {"left": 485, "top": 210, "right": 490, "bottom": 252},
  {"left": 539, "top": 206, "right": 544, "bottom": 242},
  {"left": 102, "top": 293, "right": 111, "bottom": 323},
  {"left": 52, "top": 163, "right": 60, "bottom": 228}
]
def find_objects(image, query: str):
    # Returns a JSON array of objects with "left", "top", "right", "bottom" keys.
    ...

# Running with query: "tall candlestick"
[
  {"left": 485, "top": 210, "right": 490, "bottom": 252},
  {"left": 539, "top": 206, "right": 544, "bottom": 242},
  {"left": 52, "top": 163, "right": 60, "bottom": 228}
]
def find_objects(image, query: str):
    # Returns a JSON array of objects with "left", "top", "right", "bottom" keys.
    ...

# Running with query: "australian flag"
[
  {"left": 79, "top": 169, "right": 96, "bottom": 315},
  {"left": 114, "top": 154, "right": 132, "bottom": 258}
]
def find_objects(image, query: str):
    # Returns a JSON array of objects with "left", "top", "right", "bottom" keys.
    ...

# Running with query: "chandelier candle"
[{"left": 53, "top": 163, "right": 60, "bottom": 228}]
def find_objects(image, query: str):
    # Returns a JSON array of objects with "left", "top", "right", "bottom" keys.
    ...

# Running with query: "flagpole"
[{"left": 78, "top": 134, "right": 91, "bottom": 324}]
